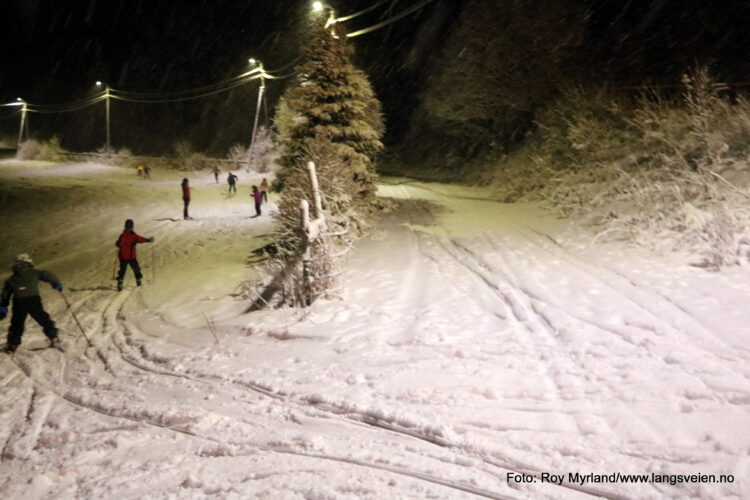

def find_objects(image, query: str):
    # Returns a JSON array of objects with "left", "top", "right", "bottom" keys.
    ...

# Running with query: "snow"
[{"left": 1, "top": 162, "right": 750, "bottom": 499}]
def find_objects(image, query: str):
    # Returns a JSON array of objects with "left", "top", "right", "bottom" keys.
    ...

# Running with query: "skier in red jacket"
[
  {"left": 181, "top": 178, "right": 191, "bottom": 220},
  {"left": 115, "top": 219, "right": 154, "bottom": 291}
]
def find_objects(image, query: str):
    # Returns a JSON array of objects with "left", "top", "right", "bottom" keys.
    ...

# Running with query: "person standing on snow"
[
  {"left": 259, "top": 178, "right": 269, "bottom": 203},
  {"left": 251, "top": 185, "right": 262, "bottom": 217},
  {"left": 115, "top": 219, "right": 154, "bottom": 291},
  {"left": 212, "top": 165, "right": 220, "bottom": 184},
  {"left": 181, "top": 178, "right": 191, "bottom": 220},
  {"left": 143, "top": 164, "right": 152, "bottom": 179},
  {"left": 227, "top": 172, "right": 238, "bottom": 194},
  {"left": 0, "top": 254, "right": 63, "bottom": 353}
]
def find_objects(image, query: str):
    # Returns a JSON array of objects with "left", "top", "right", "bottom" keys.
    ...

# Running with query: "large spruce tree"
[
  {"left": 275, "top": 20, "right": 384, "bottom": 205},
  {"left": 269, "top": 18, "right": 385, "bottom": 305}
]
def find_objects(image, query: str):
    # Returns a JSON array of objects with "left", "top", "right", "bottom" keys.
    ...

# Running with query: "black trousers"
[
  {"left": 8, "top": 296, "right": 58, "bottom": 346},
  {"left": 255, "top": 202, "right": 261, "bottom": 216},
  {"left": 261, "top": 191, "right": 268, "bottom": 202},
  {"left": 117, "top": 258, "right": 142, "bottom": 282},
  {"left": 228, "top": 183, "right": 236, "bottom": 194},
  {"left": 183, "top": 198, "right": 190, "bottom": 219}
]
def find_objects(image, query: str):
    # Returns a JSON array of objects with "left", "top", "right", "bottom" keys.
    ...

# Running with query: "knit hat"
[
  {"left": 15, "top": 253, "right": 33, "bottom": 265},
  {"left": 124, "top": 219, "right": 134, "bottom": 230}
]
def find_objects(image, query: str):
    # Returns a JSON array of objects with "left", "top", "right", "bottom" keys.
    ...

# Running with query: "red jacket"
[
  {"left": 116, "top": 230, "right": 149, "bottom": 259},
  {"left": 182, "top": 184, "right": 190, "bottom": 200}
]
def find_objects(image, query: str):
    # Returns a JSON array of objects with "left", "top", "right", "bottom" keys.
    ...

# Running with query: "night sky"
[{"left": 2, "top": 0, "right": 749, "bottom": 155}]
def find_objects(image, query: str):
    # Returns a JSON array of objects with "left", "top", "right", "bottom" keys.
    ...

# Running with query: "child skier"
[
  {"left": 252, "top": 185, "right": 262, "bottom": 217},
  {"left": 115, "top": 219, "right": 154, "bottom": 291},
  {"left": 0, "top": 254, "right": 63, "bottom": 353},
  {"left": 181, "top": 178, "right": 191, "bottom": 220}
]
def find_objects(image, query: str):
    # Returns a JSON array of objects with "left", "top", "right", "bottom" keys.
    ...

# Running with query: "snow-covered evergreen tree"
[
  {"left": 268, "top": 19, "right": 385, "bottom": 306},
  {"left": 275, "top": 21, "right": 384, "bottom": 199}
]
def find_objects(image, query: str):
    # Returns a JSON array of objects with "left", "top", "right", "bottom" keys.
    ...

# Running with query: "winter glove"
[
  {"left": 148, "top": 237, "right": 155, "bottom": 243},
  {"left": 0, "top": 306, "right": 7, "bottom": 320},
  {"left": 53, "top": 284, "right": 63, "bottom": 292}
]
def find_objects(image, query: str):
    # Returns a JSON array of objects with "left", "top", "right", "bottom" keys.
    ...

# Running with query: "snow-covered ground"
[{"left": 1, "top": 161, "right": 749, "bottom": 499}]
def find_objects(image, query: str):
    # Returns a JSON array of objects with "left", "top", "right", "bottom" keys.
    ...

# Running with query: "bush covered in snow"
[
  {"left": 485, "top": 68, "right": 750, "bottom": 269},
  {"left": 227, "top": 126, "right": 279, "bottom": 174},
  {"left": 173, "top": 141, "right": 213, "bottom": 171},
  {"left": 16, "top": 136, "right": 67, "bottom": 162}
]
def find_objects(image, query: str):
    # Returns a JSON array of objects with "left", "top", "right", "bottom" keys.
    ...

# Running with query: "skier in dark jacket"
[
  {"left": 227, "top": 172, "right": 238, "bottom": 194},
  {"left": 0, "top": 253, "right": 62, "bottom": 353},
  {"left": 115, "top": 219, "right": 154, "bottom": 291}
]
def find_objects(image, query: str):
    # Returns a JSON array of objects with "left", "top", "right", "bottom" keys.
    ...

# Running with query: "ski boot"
[
  {"left": 49, "top": 337, "right": 64, "bottom": 352},
  {"left": 116, "top": 279, "right": 123, "bottom": 291},
  {"left": 136, "top": 279, "right": 142, "bottom": 287},
  {"left": 1, "top": 343, "right": 18, "bottom": 354}
]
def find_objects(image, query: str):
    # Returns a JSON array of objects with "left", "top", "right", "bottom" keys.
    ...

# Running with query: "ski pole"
[
  {"left": 151, "top": 244, "right": 155, "bottom": 283},
  {"left": 60, "top": 291, "right": 92, "bottom": 346},
  {"left": 111, "top": 252, "right": 118, "bottom": 280}
]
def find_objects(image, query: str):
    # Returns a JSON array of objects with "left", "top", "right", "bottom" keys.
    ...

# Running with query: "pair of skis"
[{"left": 1, "top": 290, "right": 90, "bottom": 356}]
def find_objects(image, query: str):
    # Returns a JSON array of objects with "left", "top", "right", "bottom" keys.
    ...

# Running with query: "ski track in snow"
[{"left": 1, "top": 163, "right": 749, "bottom": 498}]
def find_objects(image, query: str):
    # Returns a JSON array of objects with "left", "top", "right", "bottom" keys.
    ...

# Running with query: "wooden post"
[
  {"left": 300, "top": 199, "right": 311, "bottom": 305},
  {"left": 307, "top": 161, "right": 323, "bottom": 219}
]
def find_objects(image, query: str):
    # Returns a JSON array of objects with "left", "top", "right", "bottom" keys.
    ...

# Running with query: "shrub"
[
  {"left": 16, "top": 137, "right": 67, "bottom": 161},
  {"left": 488, "top": 68, "right": 750, "bottom": 268}
]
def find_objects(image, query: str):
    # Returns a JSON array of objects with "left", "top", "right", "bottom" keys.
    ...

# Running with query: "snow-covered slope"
[{"left": 1, "top": 162, "right": 748, "bottom": 499}]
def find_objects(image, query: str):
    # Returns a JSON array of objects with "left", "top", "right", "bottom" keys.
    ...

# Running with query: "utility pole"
[
  {"left": 105, "top": 85, "right": 111, "bottom": 152},
  {"left": 96, "top": 81, "right": 111, "bottom": 152},
  {"left": 17, "top": 99, "right": 27, "bottom": 146},
  {"left": 248, "top": 60, "right": 266, "bottom": 168}
]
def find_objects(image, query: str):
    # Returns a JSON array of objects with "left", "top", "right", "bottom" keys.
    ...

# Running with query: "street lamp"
[
  {"left": 311, "top": 1, "right": 336, "bottom": 28},
  {"left": 16, "top": 98, "right": 28, "bottom": 146},
  {"left": 247, "top": 58, "right": 266, "bottom": 165},
  {"left": 96, "top": 80, "right": 111, "bottom": 152}
]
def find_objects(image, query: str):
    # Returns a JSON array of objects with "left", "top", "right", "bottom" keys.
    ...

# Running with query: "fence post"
[{"left": 299, "top": 199, "right": 311, "bottom": 305}]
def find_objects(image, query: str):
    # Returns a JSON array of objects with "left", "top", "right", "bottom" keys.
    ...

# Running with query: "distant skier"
[
  {"left": 252, "top": 185, "right": 262, "bottom": 217},
  {"left": 212, "top": 165, "right": 220, "bottom": 184},
  {"left": 115, "top": 219, "right": 154, "bottom": 291},
  {"left": 181, "top": 178, "right": 191, "bottom": 220},
  {"left": 0, "top": 254, "right": 63, "bottom": 353},
  {"left": 143, "top": 164, "right": 151, "bottom": 179},
  {"left": 227, "top": 172, "right": 238, "bottom": 194},
  {"left": 259, "top": 177, "right": 269, "bottom": 202}
]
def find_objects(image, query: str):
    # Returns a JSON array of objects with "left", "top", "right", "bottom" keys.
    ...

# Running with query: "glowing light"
[
  {"left": 96, "top": 81, "right": 102, "bottom": 86},
  {"left": 312, "top": 1, "right": 324, "bottom": 12},
  {"left": 248, "top": 58, "right": 257, "bottom": 65}
]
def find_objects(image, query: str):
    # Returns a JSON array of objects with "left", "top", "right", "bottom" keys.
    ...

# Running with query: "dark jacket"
[
  {"left": 1, "top": 263, "right": 61, "bottom": 306},
  {"left": 116, "top": 230, "right": 149, "bottom": 260}
]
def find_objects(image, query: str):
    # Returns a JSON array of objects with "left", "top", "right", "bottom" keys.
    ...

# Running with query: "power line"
[
  {"left": 346, "top": 0, "right": 437, "bottom": 38},
  {"left": 335, "top": 0, "right": 391, "bottom": 22},
  {"left": 24, "top": 94, "right": 105, "bottom": 111},
  {"left": 111, "top": 75, "right": 264, "bottom": 103},
  {"left": 112, "top": 68, "right": 265, "bottom": 98},
  {"left": 27, "top": 95, "right": 107, "bottom": 114}
]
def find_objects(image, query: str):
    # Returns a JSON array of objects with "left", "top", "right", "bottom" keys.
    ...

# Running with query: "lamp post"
[
  {"left": 96, "top": 80, "right": 111, "bottom": 152},
  {"left": 248, "top": 58, "right": 266, "bottom": 165},
  {"left": 16, "top": 98, "right": 27, "bottom": 146}
]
